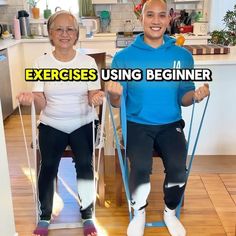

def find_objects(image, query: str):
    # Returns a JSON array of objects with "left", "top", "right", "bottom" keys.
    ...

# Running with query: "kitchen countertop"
[
  {"left": 106, "top": 46, "right": 236, "bottom": 66},
  {"left": 174, "top": 34, "right": 211, "bottom": 40},
  {"left": 194, "top": 46, "right": 236, "bottom": 65},
  {"left": 80, "top": 33, "right": 116, "bottom": 42},
  {"left": 1, "top": 37, "right": 236, "bottom": 66},
  {"left": 0, "top": 38, "right": 50, "bottom": 50},
  {"left": 0, "top": 33, "right": 116, "bottom": 51},
  {"left": 0, "top": 38, "right": 21, "bottom": 50}
]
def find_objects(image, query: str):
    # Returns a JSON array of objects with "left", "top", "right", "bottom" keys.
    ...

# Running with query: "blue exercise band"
[{"left": 107, "top": 92, "right": 210, "bottom": 227}]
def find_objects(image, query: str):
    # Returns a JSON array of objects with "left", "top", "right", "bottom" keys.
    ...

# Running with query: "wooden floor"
[{"left": 4, "top": 114, "right": 236, "bottom": 236}]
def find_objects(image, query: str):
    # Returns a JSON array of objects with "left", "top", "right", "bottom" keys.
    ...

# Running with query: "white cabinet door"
[
  {"left": 80, "top": 40, "right": 116, "bottom": 56},
  {"left": 7, "top": 44, "right": 25, "bottom": 109},
  {"left": 23, "top": 42, "right": 52, "bottom": 68},
  {"left": 22, "top": 42, "right": 53, "bottom": 90}
]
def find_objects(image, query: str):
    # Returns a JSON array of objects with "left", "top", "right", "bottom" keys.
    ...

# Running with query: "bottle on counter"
[
  {"left": 37, "top": 23, "right": 42, "bottom": 36},
  {"left": 79, "top": 24, "right": 87, "bottom": 40},
  {"left": 124, "top": 20, "right": 134, "bottom": 37},
  {"left": 195, "top": 11, "right": 203, "bottom": 22},
  {"left": 42, "top": 22, "right": 48, "bottom": 37},
  {"left": 13, "top": 16, "right": 21, "bottom": 40}
]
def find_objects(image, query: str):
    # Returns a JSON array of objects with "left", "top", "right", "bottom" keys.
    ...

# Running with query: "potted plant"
[
  {"left": 43, "top": 0, "right": 51, "bottom": 19},
  {"left": 210, "top": 4, "right": 236, "bottom": 46},
  {"left": 28, "top": 0, "right": 40, "bottom": 19},
  {"left": 132, "top": 0, "right": 147, "bottom": 19}
]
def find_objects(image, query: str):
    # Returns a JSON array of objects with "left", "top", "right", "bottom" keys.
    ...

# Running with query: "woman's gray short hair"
[{"left": 47, "top": 10, "right": 79, "bottom": 45}]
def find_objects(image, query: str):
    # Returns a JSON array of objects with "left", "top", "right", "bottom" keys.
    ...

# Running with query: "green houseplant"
[
  {"left": 27, "top": 0, "right": 40, "bottom": 7},
  {"left": 210, "top": 4, "right": 236, "bottom": 46},
  {"left": 27, "top": 0, "right": 41, "bottom": 19}
]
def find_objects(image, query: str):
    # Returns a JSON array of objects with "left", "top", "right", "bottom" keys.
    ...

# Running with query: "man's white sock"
[
  {"left": 127, "top": 209, "right": 146, "bottom": 236},
  {"left": 164, "top": 206, "right": 186, "bottom": 236}
]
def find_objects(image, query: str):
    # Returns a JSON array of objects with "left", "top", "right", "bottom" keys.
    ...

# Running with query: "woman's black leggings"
[{"left": 37, "top": 122, "right": 94, "bottom": 221}]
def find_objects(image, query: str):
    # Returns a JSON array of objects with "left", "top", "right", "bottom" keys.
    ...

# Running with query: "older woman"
[{"left": 17, "top": 10, "right": 103, "bottom": 236}]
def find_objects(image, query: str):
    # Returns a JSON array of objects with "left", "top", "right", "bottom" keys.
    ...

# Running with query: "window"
[{"left": 37, "top": 0, "right": 79, "bottom": 17}]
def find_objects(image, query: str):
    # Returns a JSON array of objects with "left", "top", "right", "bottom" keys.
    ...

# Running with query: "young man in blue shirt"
[{"left": 107, "top": 0, "right": 210, "bottom": 235}]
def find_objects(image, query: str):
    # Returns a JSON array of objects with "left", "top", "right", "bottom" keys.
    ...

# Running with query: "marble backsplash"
[
  {"left": 95, "top": 3, "right": 143, "bottom": 33},
  {"left": 0, "top": 0, "right": 203, "bottom": 34},
  {"left": 0, "top": 0, "right": 27, "bottom": 25}
]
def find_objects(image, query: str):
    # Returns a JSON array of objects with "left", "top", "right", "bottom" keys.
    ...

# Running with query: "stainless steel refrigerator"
[{"left": 0, "top": 48, "right": 13, "bottom": 120}]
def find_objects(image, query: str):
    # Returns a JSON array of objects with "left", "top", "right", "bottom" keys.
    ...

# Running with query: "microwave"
[{"left": 193, "top": 22, "right": 208, "bottom": 36}]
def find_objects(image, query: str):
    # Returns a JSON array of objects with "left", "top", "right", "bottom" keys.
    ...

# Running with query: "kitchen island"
[
  {"left": 183, "top": 47, "right": 236, "bottom": 155},
  {"left": 0, "top": 37, "right": 235, "bottom": 155}
]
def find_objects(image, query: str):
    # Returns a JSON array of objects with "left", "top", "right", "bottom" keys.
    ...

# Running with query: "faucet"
[{"left": 55, "top": 6, "right": 62, "bottom": 12}]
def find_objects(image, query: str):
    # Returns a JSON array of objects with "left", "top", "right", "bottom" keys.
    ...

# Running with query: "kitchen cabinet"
[
  {"left": 173, "top": 0, "right": 204, "bottom": 12},
  {"left": 7, "top": 44, "right": 25, "bottom": 109},
  {"left": 171, "top": 0, "right": 210, "bottom": 25},
  {"left": 79, "top": 39, "right": 116, "bottom": 59},
  {"left": 80, "top": 40, "right": 115, "bottom": 50},
  {"left": 92, "top": 0, "right": 117, "bottom": 4},
  {"left": 183, "top": 53, "right": 236, "bottom": 155},
  {"left": 22, "top": 42, "right": 53, "bottom": 90},
  {"left": 22, "top": 42, "right": 52, "bottom": 68},
  {"left": 0, "top": 0, "right": 8, "bottom": 5},
  {"left": 7, "top": 41, "right": 51, "bottom": 111}
]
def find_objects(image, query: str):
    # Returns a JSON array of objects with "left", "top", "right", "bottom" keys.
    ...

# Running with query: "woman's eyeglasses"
[{"left": 52, "top": 27, "right": 77, "bottom": 36}]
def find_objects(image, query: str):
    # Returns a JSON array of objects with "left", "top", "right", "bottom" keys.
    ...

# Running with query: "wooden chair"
[{"left": 58, "top": 51, "right": 106, "bottom": 206}]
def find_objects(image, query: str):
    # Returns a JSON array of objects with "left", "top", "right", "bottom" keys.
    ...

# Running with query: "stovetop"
[
  {"left": 116, "top": 31, "right": 143, "bottom": 48},
  {"left": 117, "top": 31, "right": 143, "bottom": 36}
]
